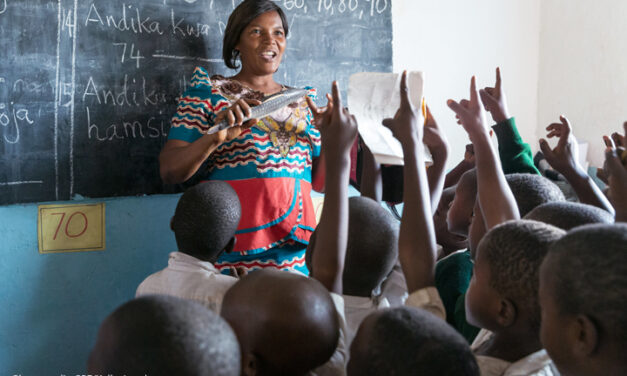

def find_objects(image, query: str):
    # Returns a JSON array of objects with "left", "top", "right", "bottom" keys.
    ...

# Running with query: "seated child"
[
  {"left": 136, "top": 181, "right": 241, "bottom": 312},
  {"left": 435, "top": 186, "right": 469, "bottom": 257},
  {"left": 88, "top": 295, "right": 240, "bottom": 376},
  {"left": 308, "top": 196, "right": 399, "bottom": 345},
  {"left": 504, "top": 173, "right": 565, "bottom": 218},
  {"left": 525, "top": 201, "right": 614, "bottom": 230},
  {"left": 220, "top": 269, "right": 341, "bottom": 375},
  {"left": 539, "top": 223, "right": 627, "bottom": 376},
  {"left": 348, "top": 306, "right": 479, "bottom": 375},
  {"left": 466, "top": 220, "right": 565, "bottom": 375}
]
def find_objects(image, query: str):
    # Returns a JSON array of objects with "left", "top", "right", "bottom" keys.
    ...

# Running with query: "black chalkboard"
[{"left": 0, "top": 0, "right": 392, "bottom": 205}]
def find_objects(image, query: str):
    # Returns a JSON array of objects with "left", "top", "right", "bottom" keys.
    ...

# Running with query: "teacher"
[{"left": 159, "top": 0, "right": 325, "bottom": 276}]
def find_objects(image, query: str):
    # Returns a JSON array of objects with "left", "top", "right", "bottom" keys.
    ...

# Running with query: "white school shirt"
[
  {"left": 471, "top": 329, "right": 560, "bottom": 376},
  {"left": 136, "top": 252, "right": 237, "bottom": 313},
  {"left": 309, "top": 286, "right": 447, "bottom": 376},
  {"left": 343, "top": 294, "right": 390, "bottom": 346}
]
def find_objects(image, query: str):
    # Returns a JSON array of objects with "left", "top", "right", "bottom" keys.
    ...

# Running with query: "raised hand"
[
  {"left": 382, "top": 71, "right": 422, "bottom": 146},
  {"left": 479, "top": 67, "right": 510, "bottom": 124},
  {"left": 447, "top": 76, "right": 489, "bottom": 142},
  {"left": 316, "top": 81, "right": 358, "bottom": 161},
  {"left": 603, "top": 130, "right": 627, "bottom": 222},
  {"left": 423, "top": 105, "right": 449, "bottom": 158},
  {"left": 538, "top": 115, "right": 580, "bottom": 175},
  {"left": 306, "top": 93, "right": 333, "bottom": 128}
]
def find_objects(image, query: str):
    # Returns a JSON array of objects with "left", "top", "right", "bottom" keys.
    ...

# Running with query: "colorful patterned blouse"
[{"left": 168, "top": 67, "right": 321, "bottom": 255}]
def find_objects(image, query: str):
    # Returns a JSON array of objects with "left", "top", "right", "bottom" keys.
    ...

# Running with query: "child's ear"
[
  {"left": 224, "top": 237, "right": 237, "bottom": 254},
  {"left": 496, "top": 298, "right": 517, "bottom": 328},
  {"left": 573, "top": 314, "right": 599, "bottom": 356},
  {"left": 241, "top": 353, "right": 258, "bottom": 376}
]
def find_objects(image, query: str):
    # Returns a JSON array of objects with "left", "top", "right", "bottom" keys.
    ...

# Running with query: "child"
[
  {"left": 88, "top": 295, "right": 241, "bottom": 376},
  {"left": 434, "top": 186, "right": 469, "bottom": 257},
  {"left": 525, "top": 201, "right": 614, "bottom": 230},
  {"left": 466, "top": 220, "right": 565, "bottom": 375},
  {"left": 539, "top": 223, "right": 627, "bottom": 375},
  {"left": 136, "top": 181, "right": 241, "bottom": 312},
  {"left": 220, "top": 269, "right": 341, "bottom": 375},
  {"left": 348, "top": 306, "right": 479, "bottom": 376}
]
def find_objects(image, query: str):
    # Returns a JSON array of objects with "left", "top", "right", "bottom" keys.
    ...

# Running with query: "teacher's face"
[{"left": 236, "top": 11, "right": 286, "bottom": 76}]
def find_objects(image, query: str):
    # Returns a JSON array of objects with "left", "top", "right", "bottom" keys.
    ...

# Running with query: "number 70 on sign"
[{"left": 38, "top": 203, "right": 106, "bottom": 254}]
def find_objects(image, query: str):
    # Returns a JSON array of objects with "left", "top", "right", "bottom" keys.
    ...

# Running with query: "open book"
[{"left": 348, "top": 72, "right": 432, "bottom": 165}]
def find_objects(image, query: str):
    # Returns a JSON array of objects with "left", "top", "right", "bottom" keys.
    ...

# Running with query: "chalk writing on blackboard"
[{"left": 0, "top": 0, "right": 392, "bottom": 204}]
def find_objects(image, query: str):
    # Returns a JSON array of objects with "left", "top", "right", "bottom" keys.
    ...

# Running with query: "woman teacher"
[{"left": 159, "top": 0, "right": 325, "bottom": 275}]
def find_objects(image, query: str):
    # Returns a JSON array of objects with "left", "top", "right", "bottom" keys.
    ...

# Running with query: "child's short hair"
[
  {"left": 343, "top": 196, "right": 399, "bottom": 296},
  {"left": 545, "top": 223, "right": 627, "bottom": 345},
  {"left": 479, "top": 220, "right": 565, "bottom": 331},
  {"left": 348, "top": 307, "right": 479, "bottom": 375},
  {"left": 525, "top": 201, "right": 614, "bottom": 230},
  {"left": 221, "top": 269, "right": 339, "bottom": 375},
  {"left": 88, "top": 295, "right": 240, "bottom": 375},
  {"left": 505, "top": 173, "right": 565, "bottom": 216},
  {"left": 172, "top": 181, "right": 241, "bottom": 260}
]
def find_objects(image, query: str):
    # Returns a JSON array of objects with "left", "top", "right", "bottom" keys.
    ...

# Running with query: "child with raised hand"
[
  {"left": 539, "top": 115, "right": 614, "bottom": 214},
  {"left": 346, "top": 71, "right": 478, "bottom": 376},
  {"left": 89, "top": 295, "right": 241, "bottom": 376},
  {"left": 603, "top": 123, "right": 627, "bottom": 222},
  {"left": 539, "top": 223, "right": 627, "bottom": 376},
  {"left": 136, "top": 181, "right": 241, "bottom": 312}
]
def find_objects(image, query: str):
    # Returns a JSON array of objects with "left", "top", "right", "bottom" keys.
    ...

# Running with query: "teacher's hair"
[{"left": 223, "top": 0, "right": 289, "bottom": 69}]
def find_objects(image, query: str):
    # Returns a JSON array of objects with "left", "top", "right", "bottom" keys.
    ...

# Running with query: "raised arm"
[
  {"left": 381, "top": 71, "right": 436, "bottom": 292},
  {"left": 444, "top": 144, "right": 475, "bottom": 188},
  {"left": 159, "top": 98, "right": 259, "bottom": 184},
  {"left": 310, "top": 82, "right": 358, "bottom": 293},
  {"left": 447, "top": 76, "right": 519, "bottom": 229},
  {"left": 538, "top": 115, "right": 614, "bottom": 214},
  {"left": 423, "top": 105, "right": 449, "bottom": 214}
]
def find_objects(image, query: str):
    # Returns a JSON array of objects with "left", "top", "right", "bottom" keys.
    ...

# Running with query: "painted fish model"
[{"left": 206, "top": 88, "right": 309, "bottom": 135}]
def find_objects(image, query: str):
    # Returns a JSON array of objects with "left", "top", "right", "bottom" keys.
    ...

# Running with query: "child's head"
[
  {"left": 466, "top": 220, "right": 565, "bottom": 334},
  {"left": 172, "top": 181, "right": 241, "bottom": 262},
  {"left": 525, "top": 201, "right": 614, "bottom": 230},
  {"left": 220, "top": 269, "right": 339, "bottom": 375},
  {"left": 539, "top": 223, "right": 627, "bottom": 376},
  {"left": 447, "top": 169, "right": 477, "bottom": 237},
  {"left": 505, "top": 173, "right": 565, "bottom": 217},
  {"left": 347, "top": 307, "right": 479, "bottom": 375},
  {"left": 343, "top": 196, "right": 399, "bottom": 297},
  {"left": 435, "top": 187, "right": 468, "bottom": 255},
  {"left": 88, "top": 295, "right": 240, "bottom": 376},
  {"left": 467, "top": 173, "right": 565, "bottom": 257}
]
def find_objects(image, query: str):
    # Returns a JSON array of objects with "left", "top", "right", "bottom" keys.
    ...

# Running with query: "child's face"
[
  {"left": 539, "top": 257, "right": 577, "bottom": 375},
  {"left": 447, "top": 175, "right": 477, "bottom": 236},
  {"left": 465, "top": 243, "right": 502, "bottom": 330},
  {"left": 434, "top": 188, "right": 468, "bottom": 252}
]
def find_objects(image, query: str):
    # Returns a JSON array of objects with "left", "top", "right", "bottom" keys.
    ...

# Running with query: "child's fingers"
[
  {"left": 399, "top": 70, "right": 411, "bottom": 108},
  {"left": 556, "top": 116, "right": 572, "bottom": 149},
  {"left": 611, "top": 132, "right": 623, "bottom": 148},
  {"left": 382, "top": 118, "right": 395, "bottom": 131},
  {"left": 306, "top": 96, "right": 319, "bottom": 113},
  {"left": 331, "top": 81, "right": 342, "bottom": 112},
  {"left": 460, "top": 99, "right": 471, "bottom": 109},
  {"left": 539, "top": 138, "right": 553, "bottom": 157},
  {"left": 605, "top": 147, "right": 625, "bottom": 178},
  {"left": 603, "top": 135, "right": 615, "bottom": 150},
  {"left": 479, "top": 89, "right": 495, "bottom": 108},
  {"left": 469, "top": 76, "right": 479, "bottom": 104},
  {"left": 446, "top": 99, "right": 466, "bottom": 116},
  {"left": 495, "top": 67, "right": 502, "bottom": 90}
]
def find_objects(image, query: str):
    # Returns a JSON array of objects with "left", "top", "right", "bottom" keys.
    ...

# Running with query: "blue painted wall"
[{"left": 0, "top": 194, "right": 181, "bottom": 375}]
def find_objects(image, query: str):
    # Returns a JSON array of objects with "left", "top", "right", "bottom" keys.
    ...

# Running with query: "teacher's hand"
[{"left": 212, "top": 98, "right": 261, "bottom": 144}]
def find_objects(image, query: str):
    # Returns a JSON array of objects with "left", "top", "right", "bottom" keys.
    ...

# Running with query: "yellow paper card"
[{"left": 38, "top": 203, "right": 106, "bottom": 254}]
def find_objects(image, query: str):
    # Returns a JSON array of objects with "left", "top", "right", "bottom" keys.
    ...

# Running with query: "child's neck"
[{"left": 477, "top": 327, "right": 543, "bottom": 363}]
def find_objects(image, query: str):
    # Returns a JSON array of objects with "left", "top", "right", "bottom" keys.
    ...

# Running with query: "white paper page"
[{"left": 348, "top": 72, "right": 432, "bottom": 165}]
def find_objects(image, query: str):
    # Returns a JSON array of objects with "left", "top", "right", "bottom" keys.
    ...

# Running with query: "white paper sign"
[{"left": 348, "top": 71, "right": 432, "bottom": 165}]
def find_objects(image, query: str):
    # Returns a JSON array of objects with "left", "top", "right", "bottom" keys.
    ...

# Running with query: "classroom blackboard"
[{"left": 0, "top": 0, "right": 392, "bottom": 205}]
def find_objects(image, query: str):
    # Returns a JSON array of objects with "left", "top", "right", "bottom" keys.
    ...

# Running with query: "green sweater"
[{"left": 435, "top": 117, "right": 539, "bottom": 343}]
